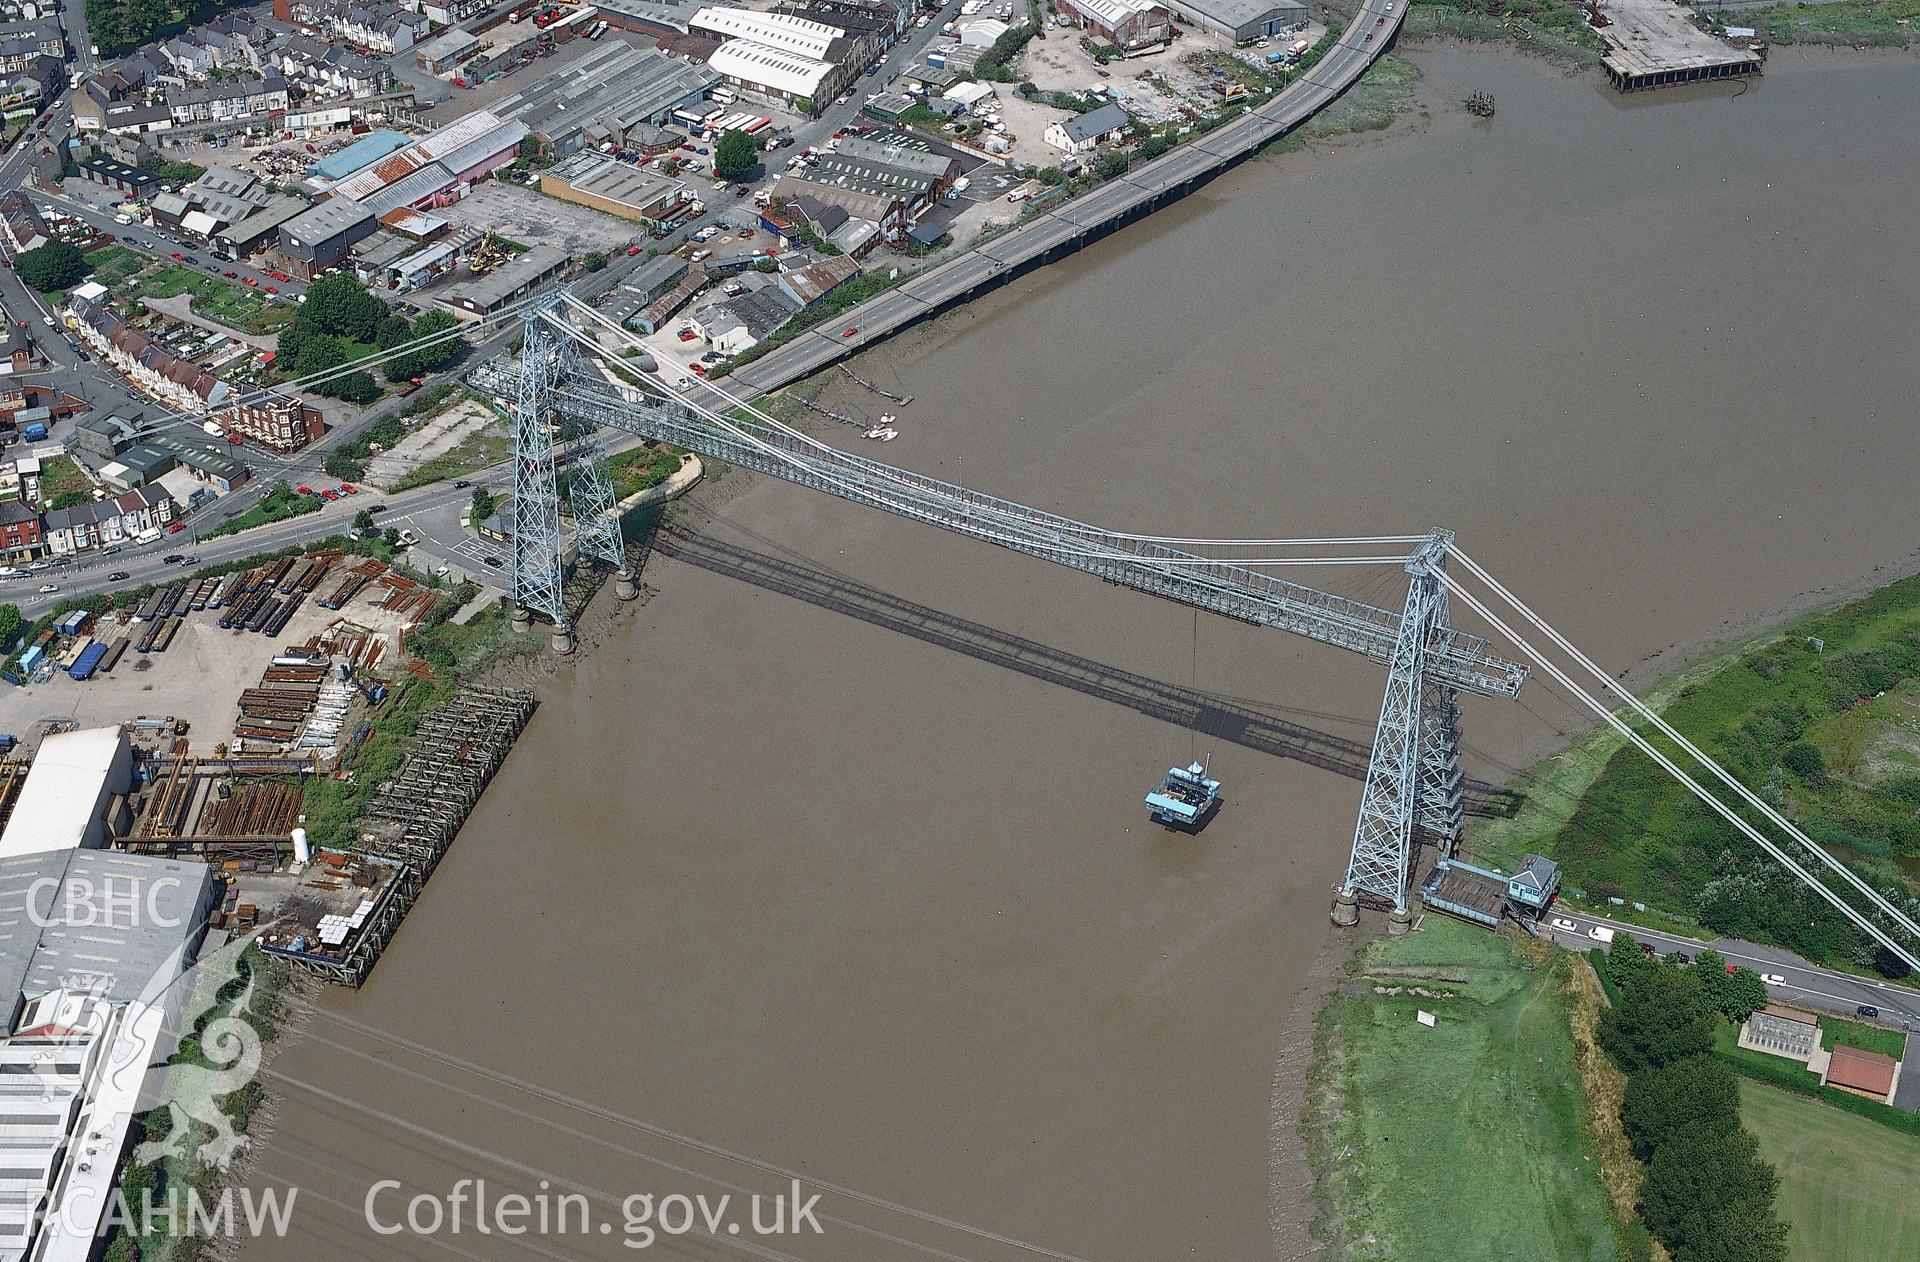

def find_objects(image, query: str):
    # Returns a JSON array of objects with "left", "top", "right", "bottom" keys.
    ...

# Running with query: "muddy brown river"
[{"left": 241, "top": 46, "right": 1920, "bottom": 1262}]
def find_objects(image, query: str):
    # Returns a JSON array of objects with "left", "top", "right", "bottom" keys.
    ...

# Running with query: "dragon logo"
[{"left": 102, "top": 933, "right": 267, "bottom": 1173}]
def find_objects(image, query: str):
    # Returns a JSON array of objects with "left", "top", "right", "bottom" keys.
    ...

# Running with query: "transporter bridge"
[{"left": 466, "top": 291, "right": 1920, "bottom": 969}]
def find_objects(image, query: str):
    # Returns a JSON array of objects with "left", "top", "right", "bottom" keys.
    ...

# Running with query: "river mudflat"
[{"left": 242, "top": 47, "right": 1920, "bottom": 1262}]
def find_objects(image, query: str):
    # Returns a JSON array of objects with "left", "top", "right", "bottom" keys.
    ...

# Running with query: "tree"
[
  {"left": 374, "top": 313, "right": 414, "bottom": 350},
  {"left": 1606, "top": 931, "right": 1651, "bottom": 990},
  {"left": 1719, "top": 967, "right": 1769, "bottom": 1022},
  {"left": 301, "top": 274, "right": 386, "bottom": 343},
  {"left": 1640, "top": 1127, "right": 1788, "bottom": 1262},
  {"left": 382, "top": 526, "right": 401, "bottom": 547},
  {"left": 408, "top": 309, "right": 464, "bottom": 373},
  {"left": 471, "top": 487, "right": 496, "bottom": 523},
  {"left": 353, "top": 508, "right": 375, "bottom": 532},
  {"left": 50, "top": 490, "right": 89, "bottom": 510},
  {"left": 715, "top": 128, "right": 757, "bottom": 181},
  {"left": 0, "top": 603, "right": 21, "bottom": 650},
  {"left": 328, "top": 371, "right": 380, "bottom": 405},
  {"left": 16, "top": 241, "right": 85, "bottom": 291},
  {"left": 1780, "top": 741, "right": 1826, "bottom": 784},
  {"left": 1692, "top": 948, "right": 1730, "bottom": 1014},
  {"left": 1599, "top": 962, "right": 1716, "bottom": 1072},
  {"left": 1619, "top": 1055, "right": 1740, "bottom": 1161},
  {"left": 325, "top": 449, "right": 366, "bottom": 481}
]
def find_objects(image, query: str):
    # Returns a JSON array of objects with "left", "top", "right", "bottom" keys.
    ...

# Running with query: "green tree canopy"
[
  {"left": 301, "top": 274, "right": 387, "bottom": 343},
  {"left": 1640, "top": 1127, "right": 1789, "bottom": 1262},
  {"left": 715, "top": 129, "right": 757, "bottom": 181},
  {"left": 1605, "top": 931, "right": 1651, "bottom": 990},
  {"left": 16, "top": 241, "right": 86, "bottom": 291},
  {"left": 0, "top": 603, "right": 21, "bottom": 650},
  {"left": 1718, "top": 966, "right": 1770, "bottom": 1022},
  {"left": 1599, "top": 961, "right": 1716, "bottom": 1072},
  {"left": 408, "top": 308, "right": 465, "bottom": 373},
  {"left": 1619, "top": 1054, "right": 1740, "bottom": 1162}
]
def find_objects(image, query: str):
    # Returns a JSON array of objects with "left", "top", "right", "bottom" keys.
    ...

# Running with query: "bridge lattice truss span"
[{"left": 473, "top": 295, "right": 1920, "bottom": 968}]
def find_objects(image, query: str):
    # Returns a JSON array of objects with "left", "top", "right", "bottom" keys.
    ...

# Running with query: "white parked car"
[
  {"left": 689, "top": 249, "right": 711, "bottom": 262},
  {"left": 1549, "top": 917, "right": 1579, "bottom": 933},
  {"left": 1761, "top": 973, "right": 1787, "bottom": 986}
]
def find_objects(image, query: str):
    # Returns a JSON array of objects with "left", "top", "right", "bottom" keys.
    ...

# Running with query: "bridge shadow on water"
[{"left": 649, "top": 523, "right": 1525, "bottom": 821}]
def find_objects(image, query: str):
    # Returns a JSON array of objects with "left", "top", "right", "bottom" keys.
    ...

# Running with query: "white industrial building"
[
  {"left": 0, "top": 727, "right": 134, "bottom": 858},
  {"left": 706, "top": 41, "right": 836, "bottom": 110},
  {"left": 1163, "top": 0, "right": 1308, "bottom": 44},
  {"left": 0, "top": 729, "right": 216, "bottom": 1262}
]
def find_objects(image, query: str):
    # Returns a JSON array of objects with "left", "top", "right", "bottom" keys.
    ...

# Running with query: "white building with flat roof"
[{"left": 0, "top": 728, "right": 133, "bottom": 859}]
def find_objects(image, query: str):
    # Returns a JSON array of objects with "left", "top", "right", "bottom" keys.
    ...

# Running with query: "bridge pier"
[
  {"left": 550, "top": 624, "right": 574, "bottom": 655},
  {"left": 1331, "top": 887, "right": 1359, "bottom": 927},
  {"left": 614, "top": 569, "right": 638, "bottom": 601},
  {"left": 1387, "top": 905, "right": 1413, "bottom": 936},
  {"left": 511, "top": 606, "right": 533, "bottom": 635}
]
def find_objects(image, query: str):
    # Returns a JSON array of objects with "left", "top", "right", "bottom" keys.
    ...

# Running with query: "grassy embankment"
[
  {"left": 1404, "top": 0, "right": 1607, "bottom": 65},
  {"left": 1704, "top": 0, "right": 1920, "bottom": 47},
  {"left": 1742, "top": 1080, "right": 1920, "bottom": 1262},
  {"left": 1306, "top": 918, "right": 1633, "bottom": 1260},
  {"left": 201, "top": 481, "right": 322, "bottom": 539},
  {"left": 1472, "top": 572, "right": 1920, "bottom": 971},
  {"left": 109, "top": 946, "right": 298, "bottom": 1262}
]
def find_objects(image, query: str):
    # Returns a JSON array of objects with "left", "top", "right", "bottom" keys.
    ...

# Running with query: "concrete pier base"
[
  {"left": 1331, "top": 888, "right": 1359, "bottom": 927},
  {"left": 550, "top": 625, "right": 574, "bottom": 655},
  {"left": 614, "top": 570, "right": 638, "bottom": 601},
  {"left": 511, "top": 606, "right": 533, "bottom": 635},
  {"left": 1387, "top": 906, "right": 1413, "bottom": 935}
]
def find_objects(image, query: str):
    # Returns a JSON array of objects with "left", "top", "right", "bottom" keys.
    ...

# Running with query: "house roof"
[
  {"left": 1058, "top": 100, "right": 1132, "bottom": 144},
  {"left": 1826, "top": 1047, "right": 1898, "bottom": 1097}
]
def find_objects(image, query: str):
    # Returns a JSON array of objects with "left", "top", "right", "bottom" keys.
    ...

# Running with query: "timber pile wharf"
[{"left": 725, "top": 0, "right": 1406, "bottom": 398}]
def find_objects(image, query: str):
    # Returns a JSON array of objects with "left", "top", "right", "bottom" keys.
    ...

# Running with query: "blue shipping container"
[{"left": 68, "top": 642, "right": 108, "bottom": 681}]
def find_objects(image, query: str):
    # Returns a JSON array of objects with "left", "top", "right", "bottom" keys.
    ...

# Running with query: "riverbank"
[
  {"left": 1303, "top": 918, "right": 1627, "bottom": 1260},
  {"left": 1473, "top": 570, "right": 1920, "bottom": 972}
]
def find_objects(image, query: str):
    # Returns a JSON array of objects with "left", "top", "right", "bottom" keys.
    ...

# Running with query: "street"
[{"left": 1540, "top": 906, "right": 1920, "bottom": 1030}]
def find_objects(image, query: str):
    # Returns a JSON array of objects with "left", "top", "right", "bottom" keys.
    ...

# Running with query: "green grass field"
[
  {"left": 1307, "top": 919, "right": 1622, "bottom": 1261},
  {"left": 1742, "top": 1080, "right": 1920, "bottom": 1262},
  {"left": 1819, "top": 1015, "right": 1908, "bottom": 1060}
]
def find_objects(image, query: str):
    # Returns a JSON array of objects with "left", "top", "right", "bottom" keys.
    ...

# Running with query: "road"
[
  {"left": 1540, "top": 907, "right": 1920, "bottom": 1031},
  {"left": 726, "top": 0, "right": 1408, "bottom": 396}
]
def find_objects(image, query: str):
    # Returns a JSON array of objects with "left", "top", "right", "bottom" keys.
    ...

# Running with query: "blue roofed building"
[{"left": 307, "top": 129, "right": 413, "bottom": 187}]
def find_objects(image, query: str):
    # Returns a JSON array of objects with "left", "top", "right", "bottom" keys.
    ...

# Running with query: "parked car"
[
  {"left": 339, "top": 484, "right": 357, "bottom": 495},
  {"left": 222, "top": 269, "right": 238, "bottom": 278},
  {"left": 1760, "top": 973, "right": 1786, "bottom": 986},
  {"left": 700, "top": 351, "right": 724, "bottom": 363},
  {"left": 264, "top": 285, "right": 278, "bottom": 294},
  {"left": 169, "top": 251, "right": 183, "bottom": 260},
  {"left": 320, "top": 488, "right": 339, "bottom": 501},
  {"left": 677, "top": 329, "right": 700, "bottom": 342},
  {"left": 244, "top": 276, "right": 259, "bottom": 287},
  {"left": 297, "top": 485, "right": 314, "bottom": 495},
  {"left": 1548, "top": 917, "right": 1578, "bottom": 933},
  {"left": 483, "top": 555, "right": 503, "bottom": 567}
]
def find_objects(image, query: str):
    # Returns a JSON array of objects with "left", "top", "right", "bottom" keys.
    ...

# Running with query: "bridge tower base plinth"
[
  {"left": 1331, "top": 887, "right": 1359, "bottom": 927},
  {"left": 511, "top": 606, "right": 533, "bottom": 635},
  {"left": 550, "top": 625, "right": 575, "bottom": 655},
  {"left": 1387, "top": 906, "right": 1413, "bottom": 935},
  {"left": 614, "top": 570, "right": 638, "bottom": 601}
]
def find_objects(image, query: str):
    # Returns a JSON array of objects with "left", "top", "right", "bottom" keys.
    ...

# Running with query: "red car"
[
  {"left": 222, "top": 269, "right": 238, "bottom": 278},
  {"left": 169, "top": 251, "right": 183, "bottom": 260},
  {"left": 320, "top": 489, "right": 339, "bottom": 501},
  {"left": 677, "top": 329, "right": 699, "bottom": 342},
  {"left": 167, "top": 521, "right": 186, "bottom": 533},
  {"left": 297, "top": 485, "right": 314, "bottom": 496},
  {"left": 626, "top": 245, "right": 643, "bottom": 256},
  {"left": 244, "top": 276, "right": 259, "bottom": 287},
  {"left": 689, "top": 362, "right": 708, "bottom": 376},
  {"left": 841, "top": 326, "right": 859, "bottom": 338},
  {"left": 264, "top": 285, "right": 279, "bottom": 294},
  {"left": 339, "top": 484, "right": 358, "bottom": 495},
  {"left": 226, "top": 433, "right": 244, "bottom": 446}
]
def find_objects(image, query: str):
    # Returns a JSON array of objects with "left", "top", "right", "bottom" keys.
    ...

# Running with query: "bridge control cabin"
[
  {"left": 1419, "top": 853, "right": 1561, "bottom": 929},
  {"left": 1145, "top": 761, "right": 1222, "bottom": 832}
]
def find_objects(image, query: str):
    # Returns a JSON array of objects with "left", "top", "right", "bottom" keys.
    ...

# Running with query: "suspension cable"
[
  {"left": 1448, "top": 548, "right": 1920, "bottom": 942},
  {"left": 1436, "top": 570, "right": 1920, "bottom": 972}
]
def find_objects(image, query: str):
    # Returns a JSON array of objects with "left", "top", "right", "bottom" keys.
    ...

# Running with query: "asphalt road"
[
  {"left": 1540, "top": 907, "right": 1920, "bottom": 1031},
  {"left": 728, "top": 0, "right": 1407, "bottom": 396}
]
